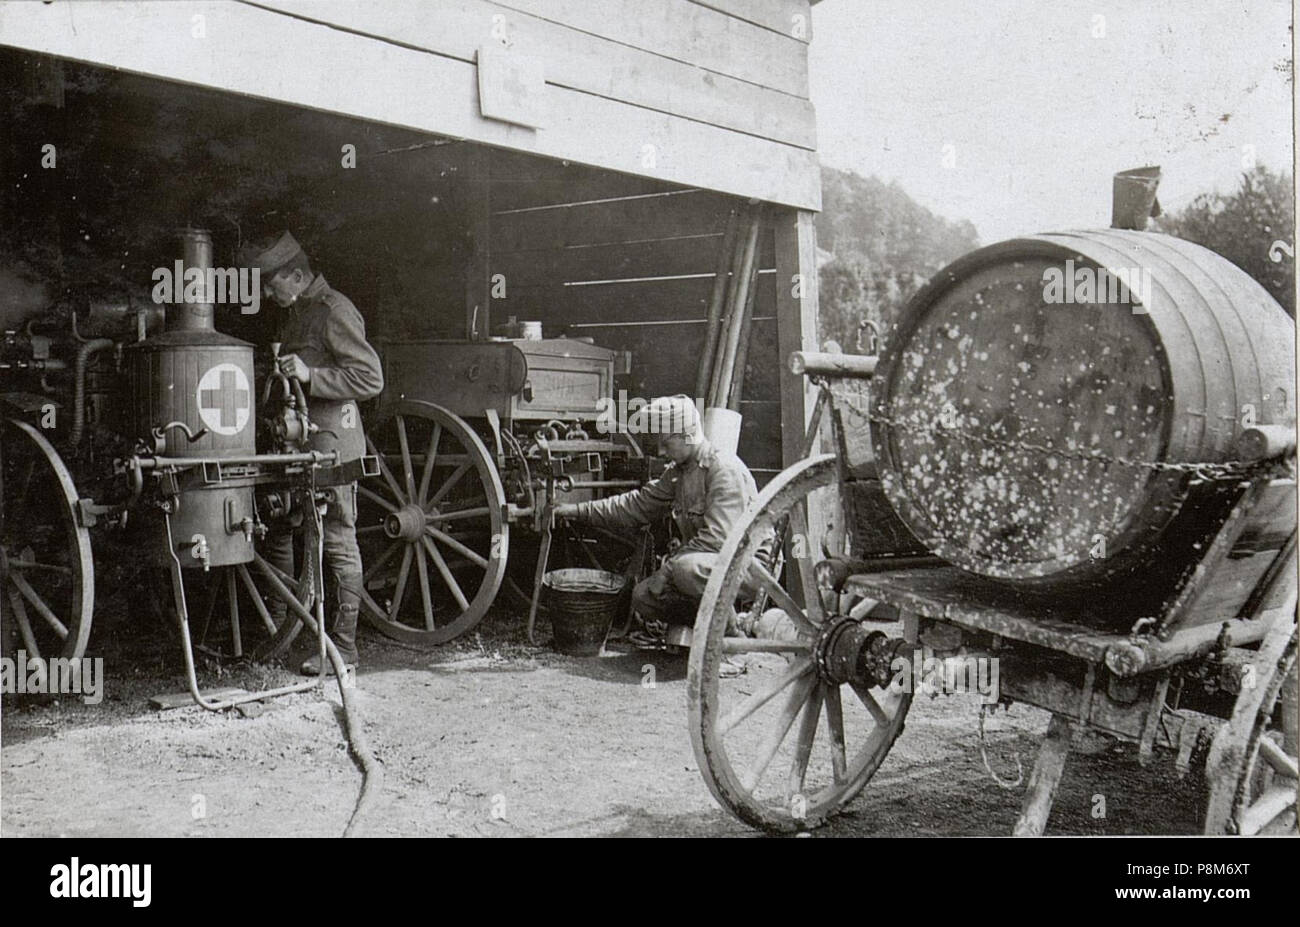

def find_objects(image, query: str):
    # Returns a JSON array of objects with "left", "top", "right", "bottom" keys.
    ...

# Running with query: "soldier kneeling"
[{"left": 555, "top": 395, "right": 770, "bottom": 644}]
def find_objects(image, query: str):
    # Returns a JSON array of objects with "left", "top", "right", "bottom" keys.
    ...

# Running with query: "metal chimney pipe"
[
  {"left": 1111, "top": 166, "right": 1162, "bottom": 230},
  {"left": 170, "top": 227, "right": 215, "bottom": 331}
]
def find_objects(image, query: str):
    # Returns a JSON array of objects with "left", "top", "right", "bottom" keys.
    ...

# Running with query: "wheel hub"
[
  {"left": 384, "top": 503, "right": 428, "bottom": 542},
  {"left": 814, "top": 616, "right": 909, "bottom": 688}
]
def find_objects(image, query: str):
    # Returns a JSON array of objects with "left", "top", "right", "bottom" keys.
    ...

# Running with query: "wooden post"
[
  {"left": 464, "top": 146, "right": 491, "bottom": 341},
  {"left": 773, "top": 207, "right": 821, "bottom": 606},
  {"left": 1012, "top": 713, "right": 1072, "bottom": 836},
  {"left": 773, "top": 208, "right": 818, "bottom": 466}
]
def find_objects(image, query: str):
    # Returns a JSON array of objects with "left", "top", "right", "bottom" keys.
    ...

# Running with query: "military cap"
[{"left": 244, "top": 231, "right": 305, "bottom": 277}]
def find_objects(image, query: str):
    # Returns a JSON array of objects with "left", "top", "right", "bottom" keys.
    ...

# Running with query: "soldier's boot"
[{"left": 300, "top": 602, "right": 360, "bottom": 676}]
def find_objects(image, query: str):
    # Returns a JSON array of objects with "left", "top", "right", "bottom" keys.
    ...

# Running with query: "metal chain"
[{"left": 815, "top": 378, "right": 1287, "bottom": 485}]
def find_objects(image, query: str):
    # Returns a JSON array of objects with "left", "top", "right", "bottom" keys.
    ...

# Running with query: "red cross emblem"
[{"left": 195, "top": 363, "right": 251, "bottom": 436}]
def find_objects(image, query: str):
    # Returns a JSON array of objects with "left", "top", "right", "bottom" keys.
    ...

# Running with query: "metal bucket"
[{"left": 543, "top": 568, "right": 627, "bottom": 656}]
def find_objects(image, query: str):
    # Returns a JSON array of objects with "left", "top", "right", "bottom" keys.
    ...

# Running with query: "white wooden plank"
[
  {"left": 255, "top": 0, "right": 817, "bottom": 149},
  {"left": 496, "top": 0, "right": 809, "bottom": 97},
  {"left": 690, "top": 0, "right": 813, "bottom": 43},
  {"left": 0, "top": 0, "right": 821, "bottom": 210}
]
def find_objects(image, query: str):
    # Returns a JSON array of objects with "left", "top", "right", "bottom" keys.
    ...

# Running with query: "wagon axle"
[{"left": 813, "top": 616, "right": 913, "bottom": 690}]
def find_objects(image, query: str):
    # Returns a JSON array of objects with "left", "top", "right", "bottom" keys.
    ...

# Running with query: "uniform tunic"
[
  {"left": 277, "top": 275, "right": 384, "bottom": 464},
  {"left": 264, "top": 275, "right": 382, "bottom": 661},
  {"left": 571, "top": 438, "right": 769, "bottom": 622}
]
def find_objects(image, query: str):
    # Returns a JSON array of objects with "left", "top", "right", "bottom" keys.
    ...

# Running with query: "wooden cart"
[
  {"left": 355, "top": 337, "right": 652, "bottom": 646},
  {"left": 685, "top": 355, "right": 1297, "bottom": 835}
]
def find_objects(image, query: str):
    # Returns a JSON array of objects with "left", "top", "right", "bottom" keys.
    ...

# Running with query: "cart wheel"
[
  {"left": 1, "top": 419, "right": 94, "bottom": 661},
  {"left": 182, "top": 553, "right": 317, "bottom": 662},
  {"left": 688, "top": 454, "right": 913, "bottom": 832},
  {"left": 1204, "top": 616, "right": 1298, "bottom": 835},
  {"left": 358, "top": 400, "right": 508, "bottom": 645}
]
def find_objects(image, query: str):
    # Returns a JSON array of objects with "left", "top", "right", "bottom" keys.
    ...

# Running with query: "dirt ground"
[{"left": 2, "top": 600, "right": 1212, "bottom": 839}]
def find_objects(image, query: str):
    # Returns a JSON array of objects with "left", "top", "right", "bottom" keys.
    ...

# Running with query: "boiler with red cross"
[{"left": 126, "top": 229, "right": 257, "bottom": 569}]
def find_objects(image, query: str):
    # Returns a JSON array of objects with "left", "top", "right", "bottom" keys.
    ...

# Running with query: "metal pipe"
[
  {"left": 1104, "top": 611, "right": 1279, "bottom": 677},
  {"left": 252, "top": 553, "right": 323, "bottom": 629},
  {"left": 134, "top": 450, "right": 340, "bottom": 469},
  {"left": 707, "top": 206, "right": 755, "bottom": 409},
  {"left": 163, "top": 516, "right": 317, "bottom": 711},
  {"left": 77, "top": 299, "right": 163, "bottom": 338},
  {"left": 170, "top": 228, "right": 215, "bottom": 332},
  {"left": 555, "top": 479, "right": 642, "bottom": 491},
  {"left": 726, "top": 211, "right": 765, "bottom": 411},
  {"left": 1111, "top": 166, "right": 1161, "bottom": 231},
  {"left": 789, "top": 351, "right": 879, "bottom": 380},
  {"left": 694, "top": 207, "right": 739, "bottom": 404},
  {"left": 712, "top": 211, "right": 761, "bottom": 410}
]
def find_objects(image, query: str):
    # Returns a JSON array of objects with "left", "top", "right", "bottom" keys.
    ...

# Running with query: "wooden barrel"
[{"left": 870, "top": 230, "right": 1295, "bottom": 586}]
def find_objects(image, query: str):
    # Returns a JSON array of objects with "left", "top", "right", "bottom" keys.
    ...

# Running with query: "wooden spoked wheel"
[
  {"left": 1205, "top": 615, "right": 1298, "bottom": 835},
  {"left": 185, "top": 553, "right": 316, "bottom": 662},
  {"left": 1, "top": 419, "right": 94, "bottom": 661},
  {"left": 688, "top": 454, "right": 913, "bottom": 832},
  {"left": 358, "top": 400, "right": 508, "bottom": 645}
]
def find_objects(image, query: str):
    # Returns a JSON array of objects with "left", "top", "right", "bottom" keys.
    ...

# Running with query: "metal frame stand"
[{"left": 163, "top": 490, "right": 330, "bottom": 711}]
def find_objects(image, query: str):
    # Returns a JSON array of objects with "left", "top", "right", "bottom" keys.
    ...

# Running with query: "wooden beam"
[
  {"left": 490, "top": 233, "right": 728, "bottom": 287},
  {"left": 1012, "top": 713, "right": 1072, "bottom": 836},
  {"left": 257, "top": 0, "right": 817, "bottom": 148},
  {"left": 771, "top": 207, "right": 820, "bottom": 604},
  {"left": 494, "top": 0, "right": 810, "bottom": 97},
  {"left": 490, "top": 190, "right": 735, "bottom": 252},
  {"left": 772, "top": 207, "right": 819, "bottom": 466},
  {"left": 690, "top": 0, "right": 812, "bottom": 42},
  {"left": 497, "top": 274, "right": 777, "bottom": 325},
  {"left": 0, "top": 1, "right": 820, "bottom": 210}
]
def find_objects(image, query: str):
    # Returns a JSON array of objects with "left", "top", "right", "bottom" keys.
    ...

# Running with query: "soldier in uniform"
[
  {"left": 245, "top": 232, "right": 384, "bottom": 674},
  {"left": 554, "top": 395, "right": 769, "bottom": 636}
]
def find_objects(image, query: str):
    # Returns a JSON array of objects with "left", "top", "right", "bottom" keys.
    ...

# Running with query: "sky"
[{"left": 807, "top": 0, "right": 1295, "bottom": 243}]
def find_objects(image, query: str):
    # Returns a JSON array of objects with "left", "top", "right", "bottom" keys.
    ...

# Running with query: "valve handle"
[{"left": 153, "top": 421, "right": 209, "bottom": 444}]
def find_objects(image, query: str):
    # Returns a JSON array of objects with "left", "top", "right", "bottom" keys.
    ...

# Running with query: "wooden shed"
[{"left": 0, "top": 0, "right": 824, "bottom": 477}]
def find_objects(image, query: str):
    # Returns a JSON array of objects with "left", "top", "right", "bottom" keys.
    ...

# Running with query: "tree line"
[{"left": 816, "top": 163, "right": 1295, "bottom": 355}]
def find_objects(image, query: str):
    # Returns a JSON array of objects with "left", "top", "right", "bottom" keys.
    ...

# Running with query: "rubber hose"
[
  {"left": 70, "top": 338, "right": 114, "bottom": 446},
  {"left": 322, "top": 633, "right": 385, "bottom": 838}
]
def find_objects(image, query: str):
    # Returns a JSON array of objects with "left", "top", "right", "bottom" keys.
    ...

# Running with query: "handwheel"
[
  {"left": 358, "top": 400, "right": 508, "bottom": 645},
  {"left": 1204, "top": 612, "right": 1298, "bottom": 835},
  {"left": 688, "top": 454, "right": 913, "bottom": 832},
  {"left": 1, "top": 419, "right": 94, "bottom": 661}
]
